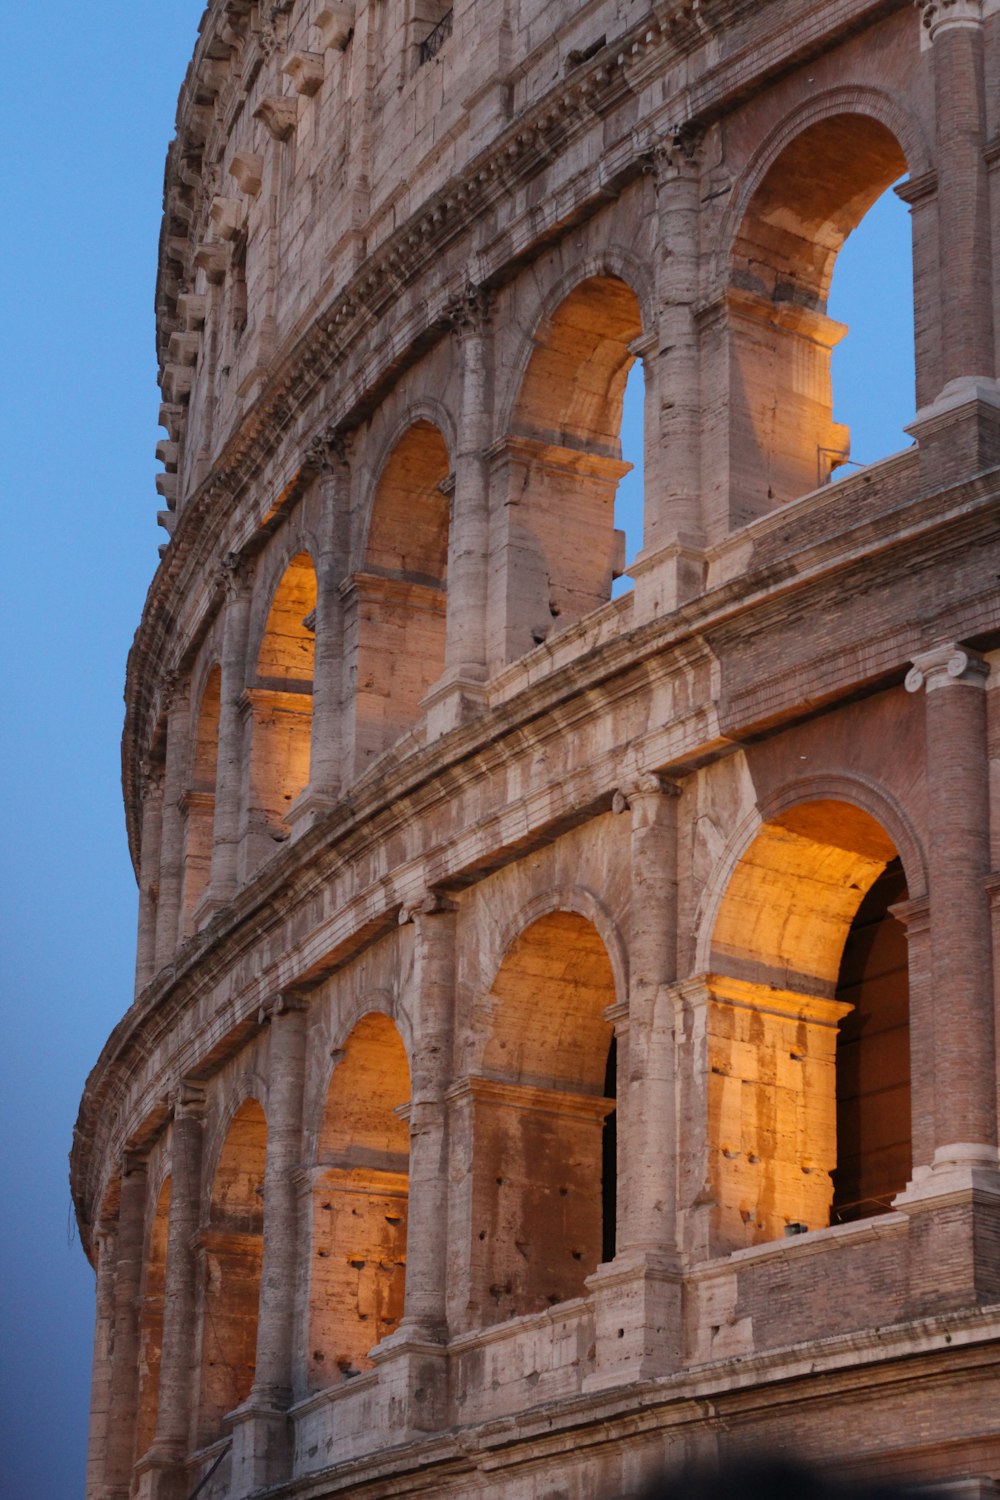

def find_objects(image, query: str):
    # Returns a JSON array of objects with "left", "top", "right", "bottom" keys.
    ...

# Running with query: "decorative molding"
[{"left": 904, "top": 643, "right": 989, "bottom": 693}]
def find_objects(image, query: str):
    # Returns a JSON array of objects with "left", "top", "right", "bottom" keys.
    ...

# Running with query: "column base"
[
  {"left": 286, "top": 784, "right": 340, "bottom": 841},
  {"left": 227, "top": 1395, "right": 291, "bottom": 1498},
  {"left": 905, "top": 376, "right": 1000, "bottom": 488},
  {"left": 369, "top": 1323, "right": 449, "bottom": 1434},
  {"left": 626, "top": 539, "right": 705, "bottom": 626},
  {"left": 894, "top": 1145, "right": 1000, "bottom": 1315},
  {"left": 132, "top": 1443, "right": 190, "bottom": 1500},
  {"left": 582, "top": 1250, "right": 683, "bottom": 1391},
  {"left": 421, "top": 666, "right": 488, "bottom": 741}
]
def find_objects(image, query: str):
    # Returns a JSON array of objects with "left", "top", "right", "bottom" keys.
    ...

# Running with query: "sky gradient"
[{"left": 0, "top": 8, "right": 913, "bottom": 1495}]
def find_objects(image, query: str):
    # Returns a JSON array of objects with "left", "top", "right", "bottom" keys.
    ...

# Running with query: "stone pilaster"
[
  {"left": 84, "top": 1223, "right": 118, "bottom": 1500},
  {"left": 201, "top": 554, "right": 252, "bottom": 913},
  {"left": 586, "top": 773, "right": 683, "bottom": 1389},
  {"left": 898, "top": 644, "right": 1000, "bottom": 1306},
  {"left": 908, "top": 2, "right": 1000, "bottom": 479},
  {"left": 105, "top": 1154, "right": 148, "bottom": 1499},
  {"left": 230, "top": 997, "right": 307, "bottom": 1497},
  {"left": 154, "top": 683, "right": 191, "bottom": 970},
  {"left": 369, "top": 893, "right": 454, "bottom": 1432},
  {"left": 134, "top": 1083, "right": 207, "bottom": 1500},
  {"left": 630, "top": 135, "right": 706, "bottom": 622},
  {"left": 425, "top": 287, "right": 492, "bottom": 737},
  {"left": 289, "top": 435, "right": 351, "bottom": 834},
  {"left": 134, "top": 764, "right": 164, "bottom": 997}
]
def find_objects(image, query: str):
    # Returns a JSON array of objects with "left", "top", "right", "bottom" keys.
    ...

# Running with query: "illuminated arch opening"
[
  {"left": 243, "top": 554, "right": 317, "bottom": 873},
  {"left": 349, "top": 421, "right": 450, "bottom": 769},
  {"left": 470, "top": 912, "right": 616, "bottom": 1326},
  {"left": 497, "top": 276, "right": 643, "bottom": 655},
  {"left": 308, "top": 1014, "right": 410, "bottom": 1389},
  {"left": 707, "top": 800, "right": 910, "bottom": 1251},
  {"left": 197, "top": 1099, "right": 266, "bottom": 1444},
  {"left": 727, "top": 114, "right": 909, "bottom": 523}
]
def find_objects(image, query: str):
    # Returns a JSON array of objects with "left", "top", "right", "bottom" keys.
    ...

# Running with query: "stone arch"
[
  {"left": 722, "top": 100, "right": 914, "bottom": 523},
  {"left": 698, "top": 792, "right": 913, "bottom": 1252},
  {"left": 134, "top": 1173, "right": 171, "bottom": 1464},
  {"left": 486, "top": 885, "right": 629, "bottom": 1015},
  {"left": 347, "top": 420, "right": 451, "bottom": 770},
  {"left": 307, "top": 1012, "right": 411, "bottom": 1390},
  {"left": 197, "top": 1096, "right": 267, "bottom": 1443},
  {"left": 492, "top": 265, "right": 646, "bottom": 658},
  {"left": 181, "top": 662, "right": 221, "bottom": 934},
  {"left": 464, "top": 910, "right": 617, "bottom": 1328},
  {"left": 241, "top": 551, "right": 317, "bottom": 874}
]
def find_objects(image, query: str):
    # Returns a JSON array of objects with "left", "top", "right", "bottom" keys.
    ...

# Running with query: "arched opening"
[
  {"left": 197, "top": 1099, "right": 266, "bottom": 1444},
  {"left": 243, "top": 554, "right": 316, "bottom": 873},
  {"left": 308, "top": 1014, "right": 410, "bottom": 1390},
  {"left": 495, "top": 276, "right": 643, "bottom": 657},
  {"left": 706, "top": 800, "right": 911, "bottom": 1252},
  {"left": 469, "top": 912, "right": 616, "bottom": 1326},
  {"left": 181, "top": 665, "right": 220, "bottom": 933},
  {"left": 727, "top": 114, "right": 909, "bottom": 526},
  {"left": 134, "top": 1177, "right": 170, "bottom": 1462},
  {"left": 827, "top": 186, "right": 915, "bottom": 470},
  {"left": 348, "top": 421, "right": 449, "bottom": 769}
]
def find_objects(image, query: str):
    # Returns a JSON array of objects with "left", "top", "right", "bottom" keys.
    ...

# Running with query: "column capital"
[
  {"left": 916, "top": 0, "right": 984, "bottom": 41},
  {"left": 170, "top": 1078, "right": 207, "bottom": 1120},
  {"left": 447, "top": 282, "right": 493, "bottom": 338},
  {"left": 905, "top": 643, "right": 989, "bottom": 693},
  {"left": 258, "top": 991, "right": 310, "bottom": 1024},
  {"left": 139, "top": 758, "right": 165, "bottom": 797},
  {"left": 302, "top": 425, "right": 352, "bottom": 476},
  {"left": 644, "top": 122, "right": 703, "bottom": 183},
  {"left": 612, "top": 771, "right": 682, "bottom": 812},
  {"left": 399, "top": 889, "right": 458, "bottom": 924},
  {"left": 219, "top": 549, "right": 254, "bottom": 600}
]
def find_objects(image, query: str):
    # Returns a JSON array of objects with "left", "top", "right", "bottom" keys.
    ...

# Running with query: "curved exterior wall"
[{"left": 73, "top": 1, "right": 1000, "bottom": 1497}]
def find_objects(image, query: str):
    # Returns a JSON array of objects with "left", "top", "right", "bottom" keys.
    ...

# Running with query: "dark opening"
[
  {"left": 832, "top": 858, "right": 911, "bottom": 1223},
  {"left": 601, "top": 1035, "right": 617, "bottom": 1262}
]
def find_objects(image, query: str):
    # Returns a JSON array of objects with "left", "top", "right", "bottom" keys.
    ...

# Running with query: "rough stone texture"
[{"left": 74, "top": 0, "right": 1000, "bottom": 1496}]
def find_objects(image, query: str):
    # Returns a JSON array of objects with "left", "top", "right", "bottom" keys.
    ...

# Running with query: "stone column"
[
  {"left": 630, "top": 137, "right": 706, "bottom": 620},
  {"left": 154, "top": 683, "right": 191, "bottom": 970},
  {"left": 203, "top": 555, "right": 253, "bottom": 911},
  {"left": 908, "top": 3, "right": 1000, "bottom": 478},
  {"left": 904, "top": 644, "right": 997, "bottom": 1158},
  {"left": 899, "top": 644, "right": 1000, "bottom": 1311},
  {"left": 289, "top": 436, "right": 351, "bottom": 836},
  {"left": 586, "top": 773, "right": 682, "bottom": 1389},
  {"left": 135, "top": 765, "right": 165, "bottom": 996},
  {"left": 105, "top": 1154, "right": 148, "bottom": 1498},
  {"left": 230, "top": 997, "right": 307, "bottom": 1497},
  {"left": 84, "top": 1223, "right": 118, "bottom": 1500},
  {"left": 370, "top": 893, "right": 453, "bottom": 1432},
  {"left": 135, "top": 1084, "right": 206, "bottom": 1500},
  {"left": 919, "top": 0, "right": 995, "bottom": 385},
  {"left": 425, "top": 287, "right": 492, "bottom": 737}
]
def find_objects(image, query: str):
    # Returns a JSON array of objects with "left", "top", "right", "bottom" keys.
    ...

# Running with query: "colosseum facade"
[{"left": 74, "top": 0, "right": 1000, "bottom": 1496}]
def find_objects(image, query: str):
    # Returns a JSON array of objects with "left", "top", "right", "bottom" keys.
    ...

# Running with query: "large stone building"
[{"left": 73, "top": 0, "right": 1000, "bottom": 1495}]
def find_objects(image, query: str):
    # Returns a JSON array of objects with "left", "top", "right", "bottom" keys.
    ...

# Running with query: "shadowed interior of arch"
[
  {"left": 309, "top": 1013, "right": 410, "bottom": 1389},
  {"left": 707, "top": 799, "right": 910, "bottom": 1249},
  {"left": 472, "top": 911, "right": 617, "bottom": 1325},
  {"left": 352, "top": 420, "right": 450, "bottom": 766},
  {"left": 198, "top": 1098, "right": 267, "bottom": 1444},
  {"left": 727, "top": 113, "right": 910, "bottom": 521}
]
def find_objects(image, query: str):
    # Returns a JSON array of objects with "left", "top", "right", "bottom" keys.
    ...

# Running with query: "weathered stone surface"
[{"left": 75, "top": 0, "right": 1000, "bottom": 1495}]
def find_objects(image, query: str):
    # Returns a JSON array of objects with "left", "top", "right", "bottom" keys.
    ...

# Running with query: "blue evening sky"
[{"left": 0, "top": 6, "right": 913, "bottom": 1494}]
